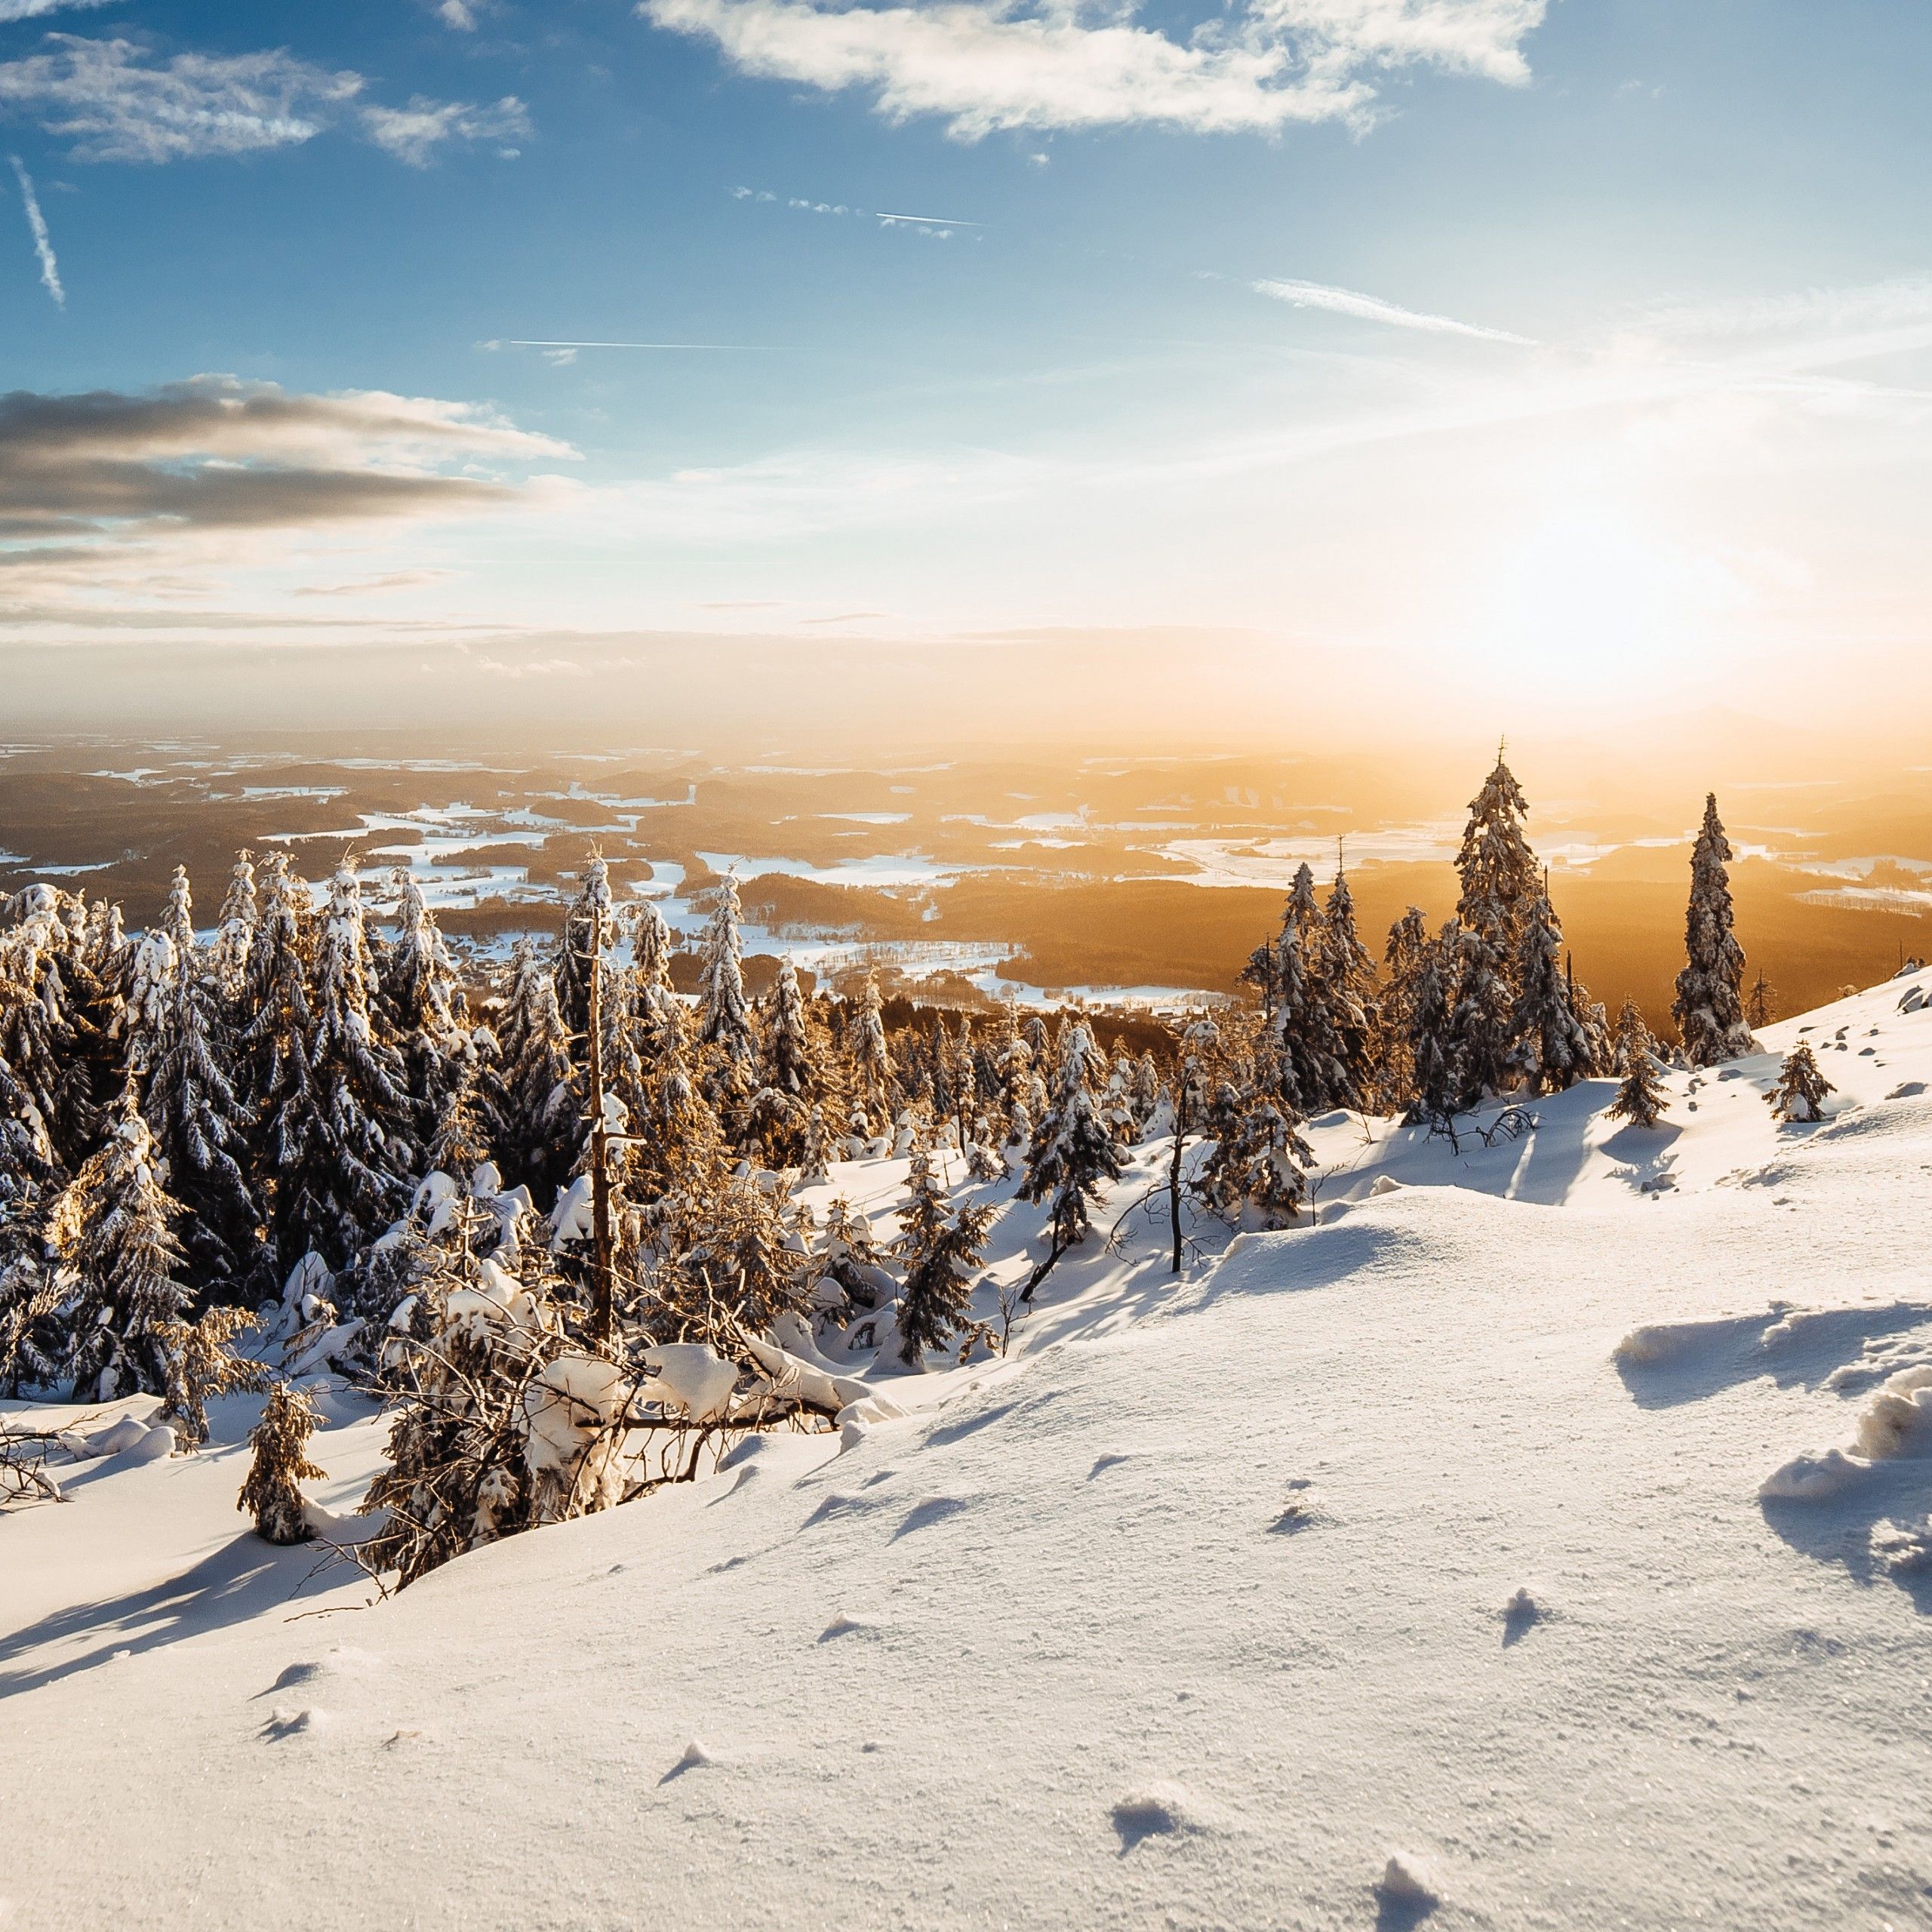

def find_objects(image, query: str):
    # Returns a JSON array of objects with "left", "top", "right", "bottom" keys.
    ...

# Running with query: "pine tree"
[
  {"left": 1379, "top": 906, "right": 1431, "bottom": 1111},
  {"left": 1673, "top": 795, "right": 1757, "bottom": 1066},
  {"left": 761, "top": 955, "right": 813, "bottom": 1098},
  {"left": 1607, "top": 1004, "right": 1670, "bottom": 1128},
  {"left": 848, "top": 969, "right": 894, "bottom": 1138},
  {"left": 266, "top": 862, "right": 414, "bottom": 1272},
  {"left": 211, "top": 850, "right": 258, "bottom": 997},
  {"left": 1020, "top": 1020, "right": 1121, "bottom": 1288},
  {"left": 1318, "top": 865, "right": 1377, "bottom": 1107},
  {"left": 50, "top": 1099, "right": 192, "bottom": 1400},
  {"left": 238, "top": 1380, "right": 328, "bottom": 1544},
  {"left": 1406, "top": 921, "right": 1463, "bottom": 1127},
  {"left": 491, "top": 952, "right": 581, "bottom": 1203},
  {"left": 1746, "top": 968, "right": 1779, "bottom": 1031},
  {"left": 696, "top": 872, "right": 758, "bottom": 1112},
  {"left": 893, "top": 1132, "right": 994, "bottom": 1365},
  {"left": 0, "top": 1183, "right": 60, "bottom": 1395},
  {"left": 1194, "top": 1085, "right": 1312, "bottom": 1226},
  {"left": 1508, "top": 884, "right": 1593, "bottom": 1094},
  {"left": 383, "top": 868, "right": 467, "bottom": 1134},
  {"left": 1449, "top": 749, "right": 1541, "bottom": 1096},
  {"left": 1767, "top": 1044, "right": 1834, "bottom": 1123},
  {"left": 157, "top": 1304, "right": 269, "bottom": 1449},
  {"left": 555, "top": 854, "right": 614, "bottom": 1044}
]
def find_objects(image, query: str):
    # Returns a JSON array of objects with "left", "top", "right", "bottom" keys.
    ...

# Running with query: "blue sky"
[{"left": 3, "top": 0, "right": 1930, "bottom": 737}]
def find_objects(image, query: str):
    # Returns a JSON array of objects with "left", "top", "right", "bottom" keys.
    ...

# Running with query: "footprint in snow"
[
  {"left": 818, "top": 1612, "right": 878, "bottom": 1643},
  {"left": 1501, "top": 1587, "right": 1542, "bottom": 1647},
  {"left": 260, "top": 1706, "right": 326, "bottom": 1740},
  {"left": 1110, "top": 1781, "right": 1204, "bottom": 1852}
]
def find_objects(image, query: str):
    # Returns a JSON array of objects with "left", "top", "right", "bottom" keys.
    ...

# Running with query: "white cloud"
[
  {"left": 359, "top": 93, "right": 531, "bottom": 165},
  {"left": 8, "top": 153, "right": 63, "bottom": 306},
  {"left": 1254, "top": 275, "right": 1534, "bottom": 343},
  {"left": 0, "top": 0, "right": 115, "bottom": 18},
  {"left": 639, "top": 0, "right": 1545, "bottom": 140},
  {"left": 437, "top": 0, "right": 479, "bottom": 28},
  {"left": 1636, "top": 276, "right": 1932, "bottom": 340},
  {"left": 0, "top": 35, "right": 534, "bottom": 167},
  {"left": 0, "top": 35, "right": 362, "bottom": 163}
]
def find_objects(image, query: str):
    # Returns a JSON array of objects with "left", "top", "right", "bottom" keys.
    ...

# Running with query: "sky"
[{"left": 1, "top": 0, "right": 1929, "bottom": 746}]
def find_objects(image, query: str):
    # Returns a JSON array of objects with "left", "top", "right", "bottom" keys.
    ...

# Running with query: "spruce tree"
[
  {"left": 0, "top": 1183, "right": 60, "bottom": 1395},
  {"left": 491, "top": 953, "right": 581, "bottom": 1203},
  {"left": 211, "top": 850, "right": 258, "bottom": 997},
  {"left": 1508, "top": 884, "right": 1592, "bottom": 1094},
  {"left": 1020, "top": 1020, "right": 1121, "bottom": 1286},
  {"left": 51, "top": 1099, "right": 192, "bottom": 1400},
  {"left": 158, "top": 1304, "right": 269, "bottom": 1448},
  {"left": 848, "top": 969, "right": 894, "bottom": 1138},
  {"left": 1607, "top": 1005, "right": 1670, "bottom": 1128},
  {"left": 761, "top": 955, "right": 813, "bottom": 1098},
  {"left": 383, "top": 868, "right": 467, "bottom": 1136},
  {"left": 1767, "top": 1044, "right": 1834, "bottom": 1123},
  {"left": 266, "top": 862, "right": 414, "bottom": 1271},
  {"left": 1672, "top": 794, "right": 1757, "bottom": 1066},
  {"left": 555, "top": 854, "right": 614, "bottom": 1044},
  {"left": 1406, "top": 921, "right": 1463, "bottom": 1126},
  {"left": 1318, "top": 865, "right": 1377, "bottom": 1108},
  {"left": 696, "top": 872, "right": 758, "bottom": 1111},
  {"left": 238, "top": 1380, "right": 328, "bottom": 1544},
  {"left": 1449, "top": 749, "right": 1540, "bottom": 1096},
  {"left": 894, "top": 1132, "right": 994, "bottom": 1365}
]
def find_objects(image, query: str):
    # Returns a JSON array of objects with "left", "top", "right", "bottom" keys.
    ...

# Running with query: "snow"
[{"left": 7, "top": 974, "right": 1932, "bottom": 1926}]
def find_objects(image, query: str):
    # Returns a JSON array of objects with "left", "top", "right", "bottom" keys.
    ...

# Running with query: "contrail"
[
  {"left": 875, "top": 211, "right": 983, "bottom": 227},
  {"left": 1254, "top": 277, "right": 1532, "bottom": 346},
  {"left": 9, "top": 155, "right": 63, "bottom": 309}
]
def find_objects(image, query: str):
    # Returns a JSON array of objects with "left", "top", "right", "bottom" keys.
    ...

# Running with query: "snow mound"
[
  {"left": 663, "top": 1739, "right": 713, "bottom": 1780},
  {"left": 1759, "top": 1365, "right": 1932, "bottom": 1500}
]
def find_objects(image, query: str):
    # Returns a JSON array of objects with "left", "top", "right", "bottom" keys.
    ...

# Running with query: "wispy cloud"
[
  {"left": 436, "top": 0, "right": 478, "bottom": 28},
  {"left": 643, "top": 0, "right": 1545, "bottom": 140},
  {"left": 359, "top": 94, "right": 530, "bottom": 165},
  {"left": 1635, "top": 276, "right": 1932, "bottom": 340},
  {"left": 1254, "top": 275, "right": 1534, "bottom": 343},
  {"left": 0, "top": 35, "right": 531, "bottom": 166},
  {"left": 8, "top": 153, "right": 62, "bottom": 306}
]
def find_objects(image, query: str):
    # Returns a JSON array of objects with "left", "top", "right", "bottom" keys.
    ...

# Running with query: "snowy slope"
[{"left": 5, "top": 977, "right": 1932, "bottom": 1930}]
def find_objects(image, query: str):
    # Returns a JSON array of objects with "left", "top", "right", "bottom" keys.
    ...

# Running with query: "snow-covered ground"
[{"left": 5, "top": 980, "right": 1932, "bottom": 1929}]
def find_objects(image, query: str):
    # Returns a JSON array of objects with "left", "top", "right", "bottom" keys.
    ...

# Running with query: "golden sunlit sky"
[{"left": 2, "top": 1, "right": 1928, "bottom": 743}]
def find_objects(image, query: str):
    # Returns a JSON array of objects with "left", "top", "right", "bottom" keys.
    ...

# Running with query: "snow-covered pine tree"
[
  {"left": 237, "top": 1380, "right": 327, "bottom": 1544},
  {"left": 1607, "top": 1004, "right": 1670, "bottom": 1128},
  {"left": 265, "top": 862, "right": 415, "bottom": 1272},
  {"left": 383, "top": 868, "right": 467, "bottom": 1136},
  {"left": 761, "top": 955, "right": 813, "bottom": 1099},
  {"left": 1507, "top": 883, "right": 1593, "bottom": 1094},
  {"left": 0, "top": 1183, "right": 60, "bottom": 1396},
  {"left": 894, "top": 1131, "right": 994, "bottom": 1365},
  {"left": 1270, "top": 918, "right": 1347, "bottom": 1114},
  {"left": 49, "top": 1098, "right": 191, "bottom": 1400},
  {"left": 993, "top": 1003, "right": 1032, "bottom": 1146},
  {"left": 139, "top": 874, "right": 261, "bottom": 1296},
  {"left": 1193, "top": 1085, "right": 1312, "bottom": 1227},
  {"left": 1766, "top": 1044, "right": 1834, "bottom": 1123},
  {"left": 848, "top": 969, "right": 894, "bottom": 1140},
  {"left": 1019, "top": 1020, "right": 1121, "bottom": 1292},
  {"left": 1405, "top": 921, "right": 1462, "bottom": 1126},
  {"left": 696, "top": 872, "right": 758, "bottom": 1114},
  {"left": 802, "top": 1194, "right": 895, "bottom": 1315},
  {"left": 490, "top": 952, "right": 581, "bottom": 1204},
  {"left": 798, "top": 1100, "right": 833, "bottom": 1186},
  {"left": 1377, "top": 906, "right": 1430, "bottom": 1110},
  {"left": 211, "top": 850, "right": 257, "bottom": 997},
  {"left": 1672, "top": 794, "right": 1757, "bottom": 1067},
  {"left": 157, "top": 1304, "right": 269, "bottom": 1449},
  {"left": 0, "top": 934, "right": 59, "bottom": 1198},
  {"left": 1449, "top": 749, "right": 1541, "bottom": 1094},
  {"left": 1318, "top": 865, "right": 1377, "bottom": 1109},
  {"left": 554, "top": 854, "right": 614, "bottom": 1044}
]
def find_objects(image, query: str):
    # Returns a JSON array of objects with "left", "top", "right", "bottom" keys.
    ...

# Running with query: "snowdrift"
[{"left": 5, "top": 974, "right": 1932, "bottom": 1929}]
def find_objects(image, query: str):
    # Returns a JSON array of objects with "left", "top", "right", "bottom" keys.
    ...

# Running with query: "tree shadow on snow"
[
  {"left": 1614, "top": 1303, "right": 1932, "bottom": 1411},
  {"left": 0, "top": 1532, "right": 347, "bottom": 1697}
]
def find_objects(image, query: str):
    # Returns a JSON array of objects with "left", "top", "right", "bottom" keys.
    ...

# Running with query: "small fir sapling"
[
  {"left": 1607, "top": 1004, "right": 1671, "bottom": 1129},
  {"left": 238, "top": 1380, "right": 328, "bottom": 1544},
  {"left": 158, "top": 1304, "right": 270, "bottom": 1449},
  {"left": 1766, "top": 1043, "right": 1835, "bottom": 1123}
]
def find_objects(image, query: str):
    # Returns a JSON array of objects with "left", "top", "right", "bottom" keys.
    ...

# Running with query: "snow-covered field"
[{"left": 5, "top": 981, "right": 1932, "bottom": 1930}]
